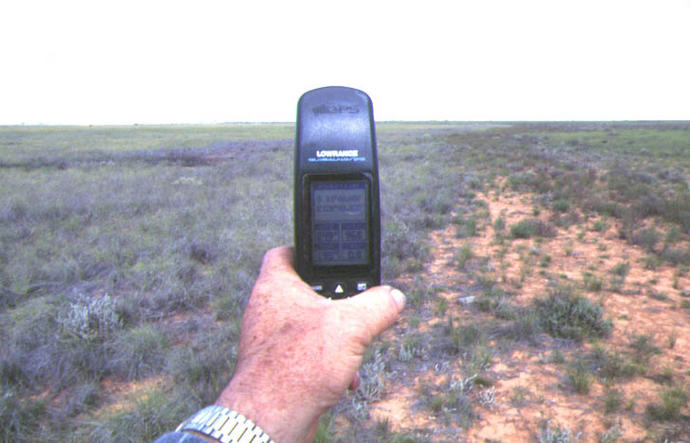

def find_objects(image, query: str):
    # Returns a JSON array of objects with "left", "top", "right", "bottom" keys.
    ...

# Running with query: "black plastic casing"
[{"left": 294, "top": 86, "right": 380, "bottom": 298}]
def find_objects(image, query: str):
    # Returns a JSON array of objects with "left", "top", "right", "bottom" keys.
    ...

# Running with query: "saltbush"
[{"left": 534, "top": 286, "right": 612, "bottom": 341}]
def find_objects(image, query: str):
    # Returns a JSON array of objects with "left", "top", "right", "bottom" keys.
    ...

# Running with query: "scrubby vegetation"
[{"left": 2, "top": 122, "right": 689, "bottom": 440}]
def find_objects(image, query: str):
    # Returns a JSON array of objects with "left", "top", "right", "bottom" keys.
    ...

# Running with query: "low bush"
[
  {"left": 510, "top": 218, "right": 556, "bottom": 239},
  {"left": 534, "top": 285, "right": 612, "bottom": 341},
  {"left": 107, "top": 324, "right": 169, "bottom": 380},
  {"left": 646, "top": 387, "right": 688, "bottom": 421},
  {"left": 567, "top": 361, "right": 592, "bottom": 394},
  {"left": 629, "top": 334, "right": 661, "bottom": 365},
  {"left": 631, "top": 227, "right": 660, "bottom": 252},
  {"left": 552, "top": 199, "right": 570, "bottom": 213},
  {"left": 454, "top": 244, "right": 474, "bottom": 270}
]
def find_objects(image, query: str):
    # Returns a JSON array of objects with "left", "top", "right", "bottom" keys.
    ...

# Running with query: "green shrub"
[
  {"left": 493, "top": 216, "right": 505, "bottom": 232},
  {"left": 646, "top": 387, "right": 688, "bottom": 421},
  {"left": 107, "top": 325, "right": 169, "bottom": 380},
  {"left": 510, "top": 218, "right": 556, "bottom": 239},
  {"left": 454, "top": 244, "right": 474, "bottom": 270},
  {"left": 534, "top": 285, "right": 612, "bottom": 341},
  {"left": 610, "top": 262, "right": 630, "bottom": 278},
  {"left": 631, "top": 227, "right": 660, "bottom": 252},
  {"left": 552, "top": 199, "right": 570, "bottom": 213},
  {"left": 603, "top": 388, "right": 623, "bottom": 414},
  {"left": 582, "top": 272, "right": 603, "bottom": 292},
  {"left": 454, "top": 215, "right": 478, "bottom": 238},
  {"left": 567, "top": 361, "right": 592, "bottom": 394},
  {"left": 629, "top": 334, "right": 661, "bottom": 365},
  {"left": 591, "top": 218, "right": 610, "bottom": 232},
  {"left": 660, "top": 246, "right": 690, "bottom": 265},
  {"left": 594, "top": 349, "right": 644, "bottom": 380}
]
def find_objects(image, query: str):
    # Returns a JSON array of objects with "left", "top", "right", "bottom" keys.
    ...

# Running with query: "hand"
[{"left": 216, "top": 246, "right": 405, "bottom": 443}]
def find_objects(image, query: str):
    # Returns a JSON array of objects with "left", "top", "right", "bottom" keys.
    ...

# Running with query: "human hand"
[{"left": 216, "top": 246, "right": 405, "bottom": 443}]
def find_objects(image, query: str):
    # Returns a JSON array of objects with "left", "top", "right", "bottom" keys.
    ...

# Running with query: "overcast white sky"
[{"left": 1, "top": 0, "right": 688, "bottom": 125}]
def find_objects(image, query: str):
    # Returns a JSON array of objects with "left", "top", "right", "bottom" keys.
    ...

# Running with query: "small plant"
[
  {"left": 449, "top": 321, "right": 485, "bottom": 354},
  {"left": 592, "top": 219, "right": 610, "bottom": 232},
  {"left": 662, "top": 225, "right": 681, "bottom": 248},
  {"left": 648, "top": 291, "right": 668, "bottom": 301},
  {"left": 478, "top": 387, "right": 496, "bottom": 409},
  {"left": 567, "top": 361, "right": 592, "bottom": 394},
  {"left": 537, "top": 420, "right": 581, "bottom": 443},
  {"left": 534, "top": 285, "right": 612, "bottom": 341},
  {"left": 632, "top": 227, "right": 660, "bottom": 252},
  {"left": 643, "top": 255, "right": 662, "bottom": 270},
  {"left": 398, "top": 333, "right": 423, "bottom": 362},
  {"left": 540, "top": 255, "right": 552, "bottom": 268},
  {"left": 646, "top": 387, "right": 688, "bottom": 421},
  {"left": 582, "top": 272, "right": 603, "bottom": 292},
  {"left": 430, "top": 395, "right": 445, "bottom": 413},
  {"left": 511, "top": 386, "right": 530, "bottom": 406},
  {"left": 436, "top": 297, "right": 448, "bottom": 316},
  {"left": 357, "top": 350, "right": 386, "bottom": 402},
  {"left": 455, "top": 215, "right": 478, "bottom": 238},
  {"left": 603, "top": 388, "right": 623, "bottom": 414},
  {"left": 552, "top": 199, "right": 570, "bottom": 213},
  {"left": 610, "top": 261, "right": 630, "bottom": 278},
  {"left": 454, "top": 243, "right": 474, "bottom": 270},
  {"left": 493, "top": 216, "right": 505, "bottom": 232},
  {"left": 58, "top": 294, "right": 122, "bottom": 342},
  {"left": 594, "top": 348, "right": 643, "bottom": 380},
  {"left": 667, "top": 330, "right": 678, "bottom": 349},
  {"left": 629, "top": 334, "right": 661, "bottom": 365},
  {"left": 599, "top": 423, "right": 623, "bottom": 443},
  {"left": 510, "top": 218, "right": 556, "bottom": 239},
  {"left": 548, "top": 350, "right": 566, "bottom": 364}
]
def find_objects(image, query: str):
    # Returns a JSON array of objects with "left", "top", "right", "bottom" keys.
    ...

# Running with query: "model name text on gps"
[{"left": 316, "top": 150, "right": 359, "bottom": 158}]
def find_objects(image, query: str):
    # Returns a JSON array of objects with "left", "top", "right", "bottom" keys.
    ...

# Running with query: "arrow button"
[{"left": 334, "top": 284, "right": 345, "bottom": 295}]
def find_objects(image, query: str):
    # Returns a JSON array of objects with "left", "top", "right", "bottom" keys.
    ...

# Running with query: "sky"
[{"left": 1, "top": 0, "right": 689, "bottom": 125}]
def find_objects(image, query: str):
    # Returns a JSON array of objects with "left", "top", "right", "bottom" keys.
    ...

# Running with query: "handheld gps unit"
[{"left": 294, "top": 86, "right": 380, "bottom": 298}]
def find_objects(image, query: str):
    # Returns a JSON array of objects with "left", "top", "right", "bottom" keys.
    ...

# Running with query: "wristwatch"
[{"left": 176, "top": 405, "right": 274, "bottom": 443}]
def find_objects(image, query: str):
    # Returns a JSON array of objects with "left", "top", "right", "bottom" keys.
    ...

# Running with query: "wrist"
[
  {"left": 216, "top": 373, "right": 316, "bottom": 443},
  {"left": 176, "top": 405, "right": 273, "bottom": 443}
]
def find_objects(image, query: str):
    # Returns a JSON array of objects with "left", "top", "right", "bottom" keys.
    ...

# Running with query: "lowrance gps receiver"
[{"left": 294, "top": 86, "right": 380, "bottom": 298}]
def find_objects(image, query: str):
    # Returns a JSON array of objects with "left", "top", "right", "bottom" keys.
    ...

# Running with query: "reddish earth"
[{"left": 370, "top": 183, "right": 690, "bottom": 441}]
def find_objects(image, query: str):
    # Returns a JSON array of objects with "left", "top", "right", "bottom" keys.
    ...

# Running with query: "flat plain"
[{"left": 1, "top": 122, "right": 689, "bottom": 441}]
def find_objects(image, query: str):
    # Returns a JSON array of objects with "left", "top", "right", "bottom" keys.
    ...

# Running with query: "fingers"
[
  {"left": 348, "top": 371, "right": 361, "bottom": 391},
  {"left": 341, "top": 285, "right": 406, "bottom": 341}
]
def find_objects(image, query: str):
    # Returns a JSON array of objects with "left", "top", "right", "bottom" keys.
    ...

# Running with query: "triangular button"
[{"left": 334, "top": 284, "right": 344, "bottom": 294}]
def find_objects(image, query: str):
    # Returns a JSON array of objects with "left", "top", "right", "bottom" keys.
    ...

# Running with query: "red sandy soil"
[{"left": 370, "top": 183, "right": 690, "bottom": 441}]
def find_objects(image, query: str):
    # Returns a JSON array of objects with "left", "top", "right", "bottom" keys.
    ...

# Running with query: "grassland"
[{"left": 1, "top": 121, "right": 689, "bottom": 441}]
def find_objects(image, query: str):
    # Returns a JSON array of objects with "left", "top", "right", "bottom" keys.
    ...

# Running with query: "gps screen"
[{"left": 311, "top": 180, "right": 369, "bottom": 266}]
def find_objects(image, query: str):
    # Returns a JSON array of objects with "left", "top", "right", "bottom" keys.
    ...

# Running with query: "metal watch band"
[{"left": 176, "top": 405, "right": 274, "bottom": 443}]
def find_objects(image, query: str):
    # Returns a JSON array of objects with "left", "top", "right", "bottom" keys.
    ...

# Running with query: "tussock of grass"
[
  {"left": 646, "top": 387, "right": 688, "bottom": 421},
  {"left": 534, "top": 285, "right": 612, "bottom": 341},
  {"left": 509, "top": 218, "right": 556, "bottom": 239}
]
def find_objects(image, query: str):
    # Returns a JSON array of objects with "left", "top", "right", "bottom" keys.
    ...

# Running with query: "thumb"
[{"left": 341, "top": 286, "right": 406, "bottom": 341}]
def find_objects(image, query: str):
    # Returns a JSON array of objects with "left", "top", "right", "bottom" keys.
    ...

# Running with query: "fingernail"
[{"left": 390, "top": 288, "right": 406, "bottom": 310}]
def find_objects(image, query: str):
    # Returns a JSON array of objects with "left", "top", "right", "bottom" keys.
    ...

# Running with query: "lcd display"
[{"left": 311, "top": 180, "right": 369, "bottom": 266}]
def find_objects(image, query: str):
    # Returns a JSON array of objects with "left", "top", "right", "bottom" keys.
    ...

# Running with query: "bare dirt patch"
[{"left": 369, "top": 183, "right": 690, "bottom": 441}]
